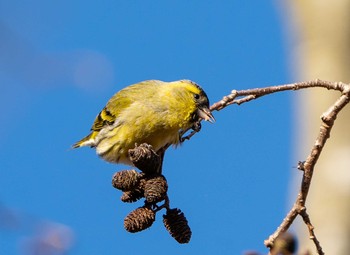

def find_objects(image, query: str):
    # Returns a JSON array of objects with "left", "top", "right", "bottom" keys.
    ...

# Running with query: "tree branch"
[
  {"left": 208, "top": 79, "right": 350, "bottom": 254},
  {"left": 210, "top": 79, "right": 347, "bottom": 111}
]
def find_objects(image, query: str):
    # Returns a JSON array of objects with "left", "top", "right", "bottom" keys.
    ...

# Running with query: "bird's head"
[{"left": 179, "top": 80, "right": 215, "bottom": 123}]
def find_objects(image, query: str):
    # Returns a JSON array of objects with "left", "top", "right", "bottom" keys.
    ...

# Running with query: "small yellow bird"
[{"left": 73, "top": 80, "right": 214, "bottom": 165}]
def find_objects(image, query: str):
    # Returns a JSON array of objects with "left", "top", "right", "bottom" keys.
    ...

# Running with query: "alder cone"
[
  {"left": 112, "top": 169, "right": 141, "bottom": 191},
  {"left": 120, "top": 189, "right": 144, "bottom": 203},
  {"left": 163, "top": 208, "right": 191, "bottom": 244},
  {"left": 124, "top": 207, "right": 155, "bottom": 233},
  {"left": 128, "top": 143, "right": 161, "bottom": 175},
  {"left": 144, "top": 174, "right": 168, "bottom": 203}
]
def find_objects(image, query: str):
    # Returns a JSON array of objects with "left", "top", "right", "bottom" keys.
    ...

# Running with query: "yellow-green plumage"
[{"left": 73, "top": 80, "right": 214, "bottom": 165}]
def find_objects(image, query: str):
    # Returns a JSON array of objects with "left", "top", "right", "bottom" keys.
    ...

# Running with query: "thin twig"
[
  {"left": 204, "top": 79, "right": 350, "bottom": 254},
  {"left": 299, "top": 207, "right": 324, "bottom": 254},
  {"left": 264, "top": 207, "right": 298, "bottom": 248},
  {"left": 210, "top": 79, "right": 347, "bottom": 112}
]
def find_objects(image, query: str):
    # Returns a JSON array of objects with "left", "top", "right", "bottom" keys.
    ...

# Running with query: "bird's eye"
[{"left": 194, "top": 93, "right": 200, "bottom": 100}]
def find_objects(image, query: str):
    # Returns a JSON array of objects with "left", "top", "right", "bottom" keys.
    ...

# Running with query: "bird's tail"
[{"left": 72, "top": 132, "right": 97, "bottom": 148}]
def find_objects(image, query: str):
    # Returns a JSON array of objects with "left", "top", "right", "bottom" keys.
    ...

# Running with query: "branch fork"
[{"left": 208, "top": 79, "right": 350, "bottom": 255}]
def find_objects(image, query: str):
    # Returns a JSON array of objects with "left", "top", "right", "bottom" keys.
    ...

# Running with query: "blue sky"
[{"left": 0, "top": 1, "right": 294, "bottom": 254}]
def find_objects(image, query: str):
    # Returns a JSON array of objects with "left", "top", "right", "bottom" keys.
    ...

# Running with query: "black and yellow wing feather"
[{"left": 72, "top": 81, "right": 157, "bottom": 148}]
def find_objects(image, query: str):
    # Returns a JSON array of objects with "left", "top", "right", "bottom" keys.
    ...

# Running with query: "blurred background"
[{"left": 1, "top": 1, "right": 349, "bottom": 254}]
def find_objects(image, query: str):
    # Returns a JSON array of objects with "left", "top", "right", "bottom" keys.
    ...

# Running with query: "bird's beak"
[{"left": 198, "top": 107, "right": 215, "bottom": 123}]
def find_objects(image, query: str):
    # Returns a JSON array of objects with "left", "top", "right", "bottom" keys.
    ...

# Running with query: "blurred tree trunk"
[{"left": 282, "top": 1, "right": 350, "bottom": 254}]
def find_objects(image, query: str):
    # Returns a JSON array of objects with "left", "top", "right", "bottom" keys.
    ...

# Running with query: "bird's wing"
[
  {"left": 91, "top": 80, "right": 161, "bottom": 132},
  {"left": 90, "top": 107, "right": 117, "bottom": 131}
]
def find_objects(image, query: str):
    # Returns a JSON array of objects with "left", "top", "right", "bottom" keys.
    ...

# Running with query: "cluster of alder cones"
[{"left": 111, "top": 143, "right": 192, "bottom": 244}]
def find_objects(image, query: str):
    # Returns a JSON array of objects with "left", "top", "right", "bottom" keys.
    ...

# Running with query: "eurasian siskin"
[{"left": 73, "top": 80, "right": 214, "bottom": 165}]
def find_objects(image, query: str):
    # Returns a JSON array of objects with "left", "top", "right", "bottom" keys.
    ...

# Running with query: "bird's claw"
[{"left": 192, "top": 121, "right": 201, "bottom": 132}]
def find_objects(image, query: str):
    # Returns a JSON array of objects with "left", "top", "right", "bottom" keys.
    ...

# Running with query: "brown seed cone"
[
  {"left": 112, "top": 169, "right": 141, "bottom": 191},
  {"left": 128, "top": 143, "right": 161, "bottom": 174},
  {"left": 163, "top": 208, "right": 192, "bottom": 244},
  {"left": 120, "top": 189, "right": 144, "bottom": 203},
  {"left": 124, "top": 206, "right": 155, "bottom": 233},
  {"left": 144, "top": 174, "right": 168, "bottom": 203}
]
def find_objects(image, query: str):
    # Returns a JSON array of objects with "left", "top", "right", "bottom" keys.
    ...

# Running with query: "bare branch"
[
  {"left": 208, "top": 79, "right": 350, "bottom": 255},
  {"left": 210, "top": 79, "right": 348, "bottom": 112},
  {"left": 299, "top": 207, "right": 324, "bottom": 254}
]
